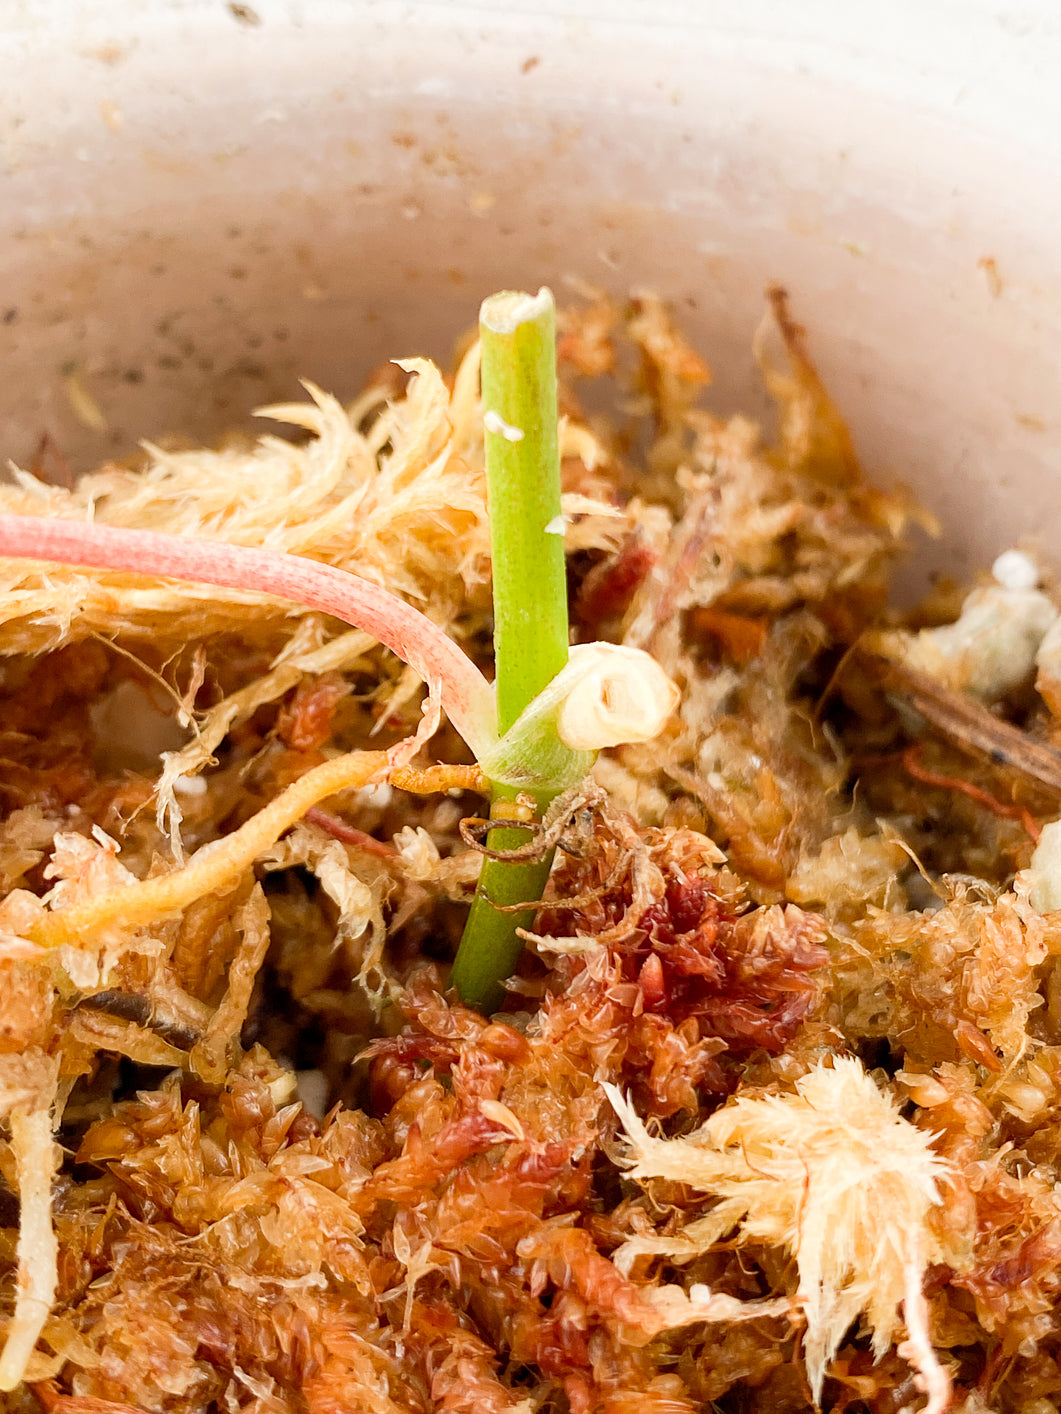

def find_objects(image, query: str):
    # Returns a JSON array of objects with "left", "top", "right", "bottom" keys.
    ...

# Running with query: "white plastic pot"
[{"left": 2, "top": 1, "right": 1059, "bottom": 589}]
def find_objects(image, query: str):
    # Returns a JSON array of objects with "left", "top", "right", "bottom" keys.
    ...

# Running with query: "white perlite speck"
[
  {"left": 483, "top": 409, "right": 525, "bottom": 442},
  {"left": 992, "top": 548, "right": 1040, "bottom": 592}
]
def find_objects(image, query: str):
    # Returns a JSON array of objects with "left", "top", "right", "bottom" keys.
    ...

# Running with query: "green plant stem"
[
  {"left": 454, "top": 845, "right": 554, "bottom": 1012},
  {"left": 477, "top": 288, "right": 569, "bottom": 733},
  {"left": 451, "top": 288, "right": 570, "bottom": 1012}
]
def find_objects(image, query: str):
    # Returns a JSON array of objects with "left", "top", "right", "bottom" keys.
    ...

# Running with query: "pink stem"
[
  {"left": 304, "top": 807, "right": 396, "bottom": 857},
  {"left": 0, "top": 514, "right": 497, "bottom": 759}
]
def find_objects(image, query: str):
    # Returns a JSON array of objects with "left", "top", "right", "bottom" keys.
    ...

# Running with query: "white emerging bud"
[
  {"left": 478, "top": 642, "right": 680, "bottom": 792},
  {"left": 555, "top": 643, "right": 680, "bottom": 751}
]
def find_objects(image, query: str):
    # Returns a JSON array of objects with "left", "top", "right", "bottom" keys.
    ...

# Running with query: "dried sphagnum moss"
[
  {"left": 606, "top": 1059, "right": 954, "bottom": 1408},
  {"left": 1, "top": 293, "right": 1060, "bottom": 1414}
]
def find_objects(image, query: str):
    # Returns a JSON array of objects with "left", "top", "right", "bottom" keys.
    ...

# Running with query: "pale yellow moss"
[
  {"left": 0, "top": 360, "right": 626, "bottom": 659},
  {"left": 607, "top": 1058, "right": 958, "bottom": 1406},
  {"left": 0, "top": 1062, "right": 59, "bottom": 1393}
]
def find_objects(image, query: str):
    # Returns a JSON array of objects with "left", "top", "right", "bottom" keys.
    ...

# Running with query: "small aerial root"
[{"left": 391, "top": 763, "right": 486, "bottom": 796}]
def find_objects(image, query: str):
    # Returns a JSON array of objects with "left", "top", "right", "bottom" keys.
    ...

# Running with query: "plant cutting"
[
  {"left": 0, "top": 288, "right": 677, "bottom": 1005},
  {"left": 451, "top": 288, "right": 681, "bottom": 1008}
]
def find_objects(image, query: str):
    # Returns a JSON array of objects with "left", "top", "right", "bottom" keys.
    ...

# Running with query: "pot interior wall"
[{"left": 2, "top": 2, "right": 1059, "bottom": 592}]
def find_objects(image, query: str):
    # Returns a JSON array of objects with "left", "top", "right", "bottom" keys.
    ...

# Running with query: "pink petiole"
[{"left": 0, "top": 514, "right": 499, "bottom": 761}]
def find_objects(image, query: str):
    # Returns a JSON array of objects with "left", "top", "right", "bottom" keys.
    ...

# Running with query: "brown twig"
[{"left": 858, "top": 651, "right": 1061, "bottom": 797}]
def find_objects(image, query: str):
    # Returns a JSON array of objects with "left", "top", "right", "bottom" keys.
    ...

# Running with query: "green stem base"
[{"left": 449, "top": 833, "right": 554, "bottom": 1014}]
